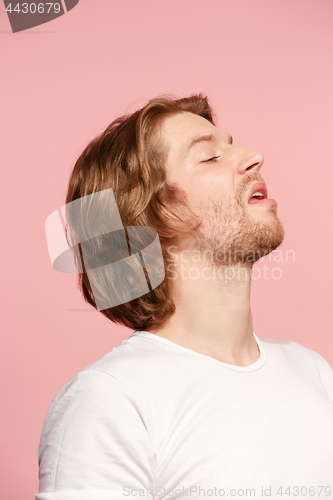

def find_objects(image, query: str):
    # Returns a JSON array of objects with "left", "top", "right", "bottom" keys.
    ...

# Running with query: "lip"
[
  {"left": 247, "top": 182, "right": 277, "bottom": 206},
  {"left": 248, "top": 182, "right": 268, "bottom": 202}
]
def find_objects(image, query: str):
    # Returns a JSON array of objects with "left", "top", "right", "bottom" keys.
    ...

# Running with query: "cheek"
[{"left": 180, "top": 170, "right": 233, "bottom": 207}]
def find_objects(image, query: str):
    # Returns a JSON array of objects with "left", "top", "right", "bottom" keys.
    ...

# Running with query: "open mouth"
[{"left": 248, "top": 182, "right": 277, "bottom": 206}]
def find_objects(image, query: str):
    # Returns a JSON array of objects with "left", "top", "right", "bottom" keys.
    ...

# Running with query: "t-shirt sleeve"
[{"left": 35, "top": 369, "right": 155, "bottom": 500}]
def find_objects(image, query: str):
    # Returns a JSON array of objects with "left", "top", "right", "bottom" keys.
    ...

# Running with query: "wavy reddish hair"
[{"left": 65, "top": 94, "right": 216, "bottom": 330}]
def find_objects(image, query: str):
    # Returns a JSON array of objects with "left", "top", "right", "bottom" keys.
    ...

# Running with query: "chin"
[
  {"left": 193, "top": 199, "right": 285, "bottom": 266},
  {"left": 230, "top": 210, "right": 285, "bottom": 265},
  {"left": 251, "top": 217, "right": 285, "bottom": 259}
]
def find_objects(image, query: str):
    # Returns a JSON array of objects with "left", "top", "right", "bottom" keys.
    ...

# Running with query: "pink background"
[{"left": 1, "top": 1, "right": 333, "bottom": 498}]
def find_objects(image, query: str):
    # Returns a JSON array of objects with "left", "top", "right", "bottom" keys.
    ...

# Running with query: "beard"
[{"left": 191, "top": 173, "right": 285, "bottom": 267}]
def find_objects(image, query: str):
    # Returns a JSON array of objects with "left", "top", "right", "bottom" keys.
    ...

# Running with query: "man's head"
[{"left": 65, "top": 94, "right": 284, "bottom": 330}]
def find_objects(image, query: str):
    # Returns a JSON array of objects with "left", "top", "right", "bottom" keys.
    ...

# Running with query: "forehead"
[{"left": 160, "top": 111, "right": 231, "bottom": 155}]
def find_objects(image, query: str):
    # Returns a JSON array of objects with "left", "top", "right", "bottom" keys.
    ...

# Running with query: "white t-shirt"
[{"left": 36, "top": 332, "right": 333, "bottom": 500}]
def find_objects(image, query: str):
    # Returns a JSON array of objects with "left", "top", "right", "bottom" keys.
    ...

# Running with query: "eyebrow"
[{"left": 184, "top": 133, "right": 233, "bottom": 158}]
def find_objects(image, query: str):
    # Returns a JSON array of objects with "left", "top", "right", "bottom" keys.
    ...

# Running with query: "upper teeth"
[{"left": 252, "top": 192, "right": 264, "bottom": 198}]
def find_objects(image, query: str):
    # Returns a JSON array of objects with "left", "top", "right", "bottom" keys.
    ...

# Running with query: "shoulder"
[
  {"left": 258, "top": 334, "right": 331, "bottom": 365},
  {"left": 41, "top": 333, "right": 164, "bottom": 425},
  {"left": 46, "top": 334, "right": 156, "bottom": 412},
  {"left": 257, "top": 335, "right": 333, "bottom": 399},
  {"left": 37, "top": 341, "right": 157, "bottom": 494},
  {"left": 37, "top": 364, "right": 152, "bottom": 461},
  {"left": 37, "top": 334, "right": 167, "bottom": 463},
  {"left": 80, "top": 332, "right": 166, "bottom": 381}
]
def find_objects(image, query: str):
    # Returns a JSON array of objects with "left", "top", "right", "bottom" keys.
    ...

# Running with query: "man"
[{"left": 36, "top": 95, "right": 333, "bottom": 500}]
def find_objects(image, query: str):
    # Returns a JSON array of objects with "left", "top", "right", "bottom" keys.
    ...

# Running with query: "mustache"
[{"left": 236, "top": 172, "right": 265, "bottom": 201}]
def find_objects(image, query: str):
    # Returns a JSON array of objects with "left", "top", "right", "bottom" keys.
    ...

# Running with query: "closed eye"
[{"left": 203, "top": 156, "right": 220, "bottom": 163}]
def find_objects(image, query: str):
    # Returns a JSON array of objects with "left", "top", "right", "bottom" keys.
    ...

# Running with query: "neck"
[{"left": 145, "top": 244, "right": 259, "bottom": 367}]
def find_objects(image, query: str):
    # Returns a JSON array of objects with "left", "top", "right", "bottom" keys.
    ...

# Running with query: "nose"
[{"left": 234, "top": 147, "right": 264, "bottom": 175}]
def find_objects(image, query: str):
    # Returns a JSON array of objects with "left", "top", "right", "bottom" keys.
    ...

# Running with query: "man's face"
[{"left": 161, "top": 111, "right": 285, "bottom": 265}]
